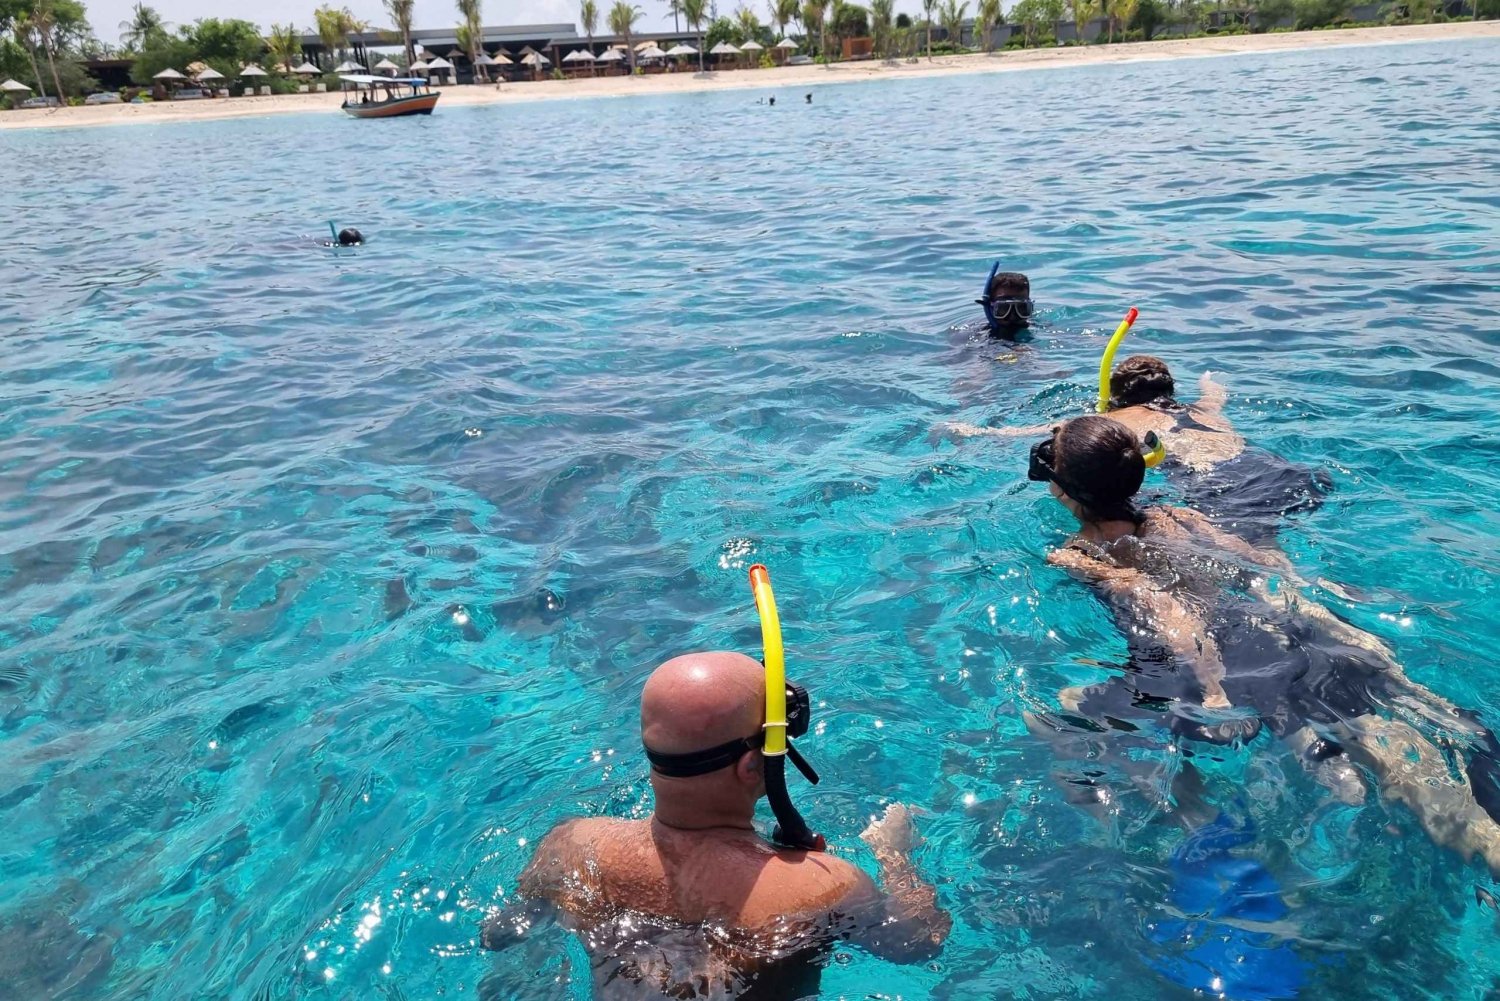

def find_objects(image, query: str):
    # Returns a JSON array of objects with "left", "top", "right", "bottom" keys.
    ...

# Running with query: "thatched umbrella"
[
  {"left": 153, "top": 67, "right": 185, "bottom": 80},
  {"left": 373, "top": 58, "right": 399, "bottom": 75},
  {"left": 709, "top": 41, "right": 741, "bottom": 69}
]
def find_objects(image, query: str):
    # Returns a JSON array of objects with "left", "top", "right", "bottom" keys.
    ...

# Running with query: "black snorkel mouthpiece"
[{"left": 749, "top": 565, "right": 826, "bottom": 853}]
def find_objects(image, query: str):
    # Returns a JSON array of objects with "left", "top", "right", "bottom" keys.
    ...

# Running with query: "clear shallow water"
[{"left": 2, "top": 36, "right": 1500, "bottom": 1000}]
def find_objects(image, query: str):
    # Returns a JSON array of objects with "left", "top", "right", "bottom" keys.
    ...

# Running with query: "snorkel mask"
[
  {"left": 641, "top": 565, "right": 825, "bottom": 852},
  {"left": 976, "top": 261, "right": 1034, "bottom": 332}
]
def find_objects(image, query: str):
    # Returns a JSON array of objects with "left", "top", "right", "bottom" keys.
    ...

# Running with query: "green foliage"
[
  {"left": 118, "top": 2, "right": 167, "bottom": 51},
  {"left": 183, "top": 18, "right": 263, "bottom": 67},
  {"left": 939, "top": 0, "right": 969, "bottom": 46},
  {"left": 869, "top": 0, "right": 893, "bottom": 52},
  {"left": 1131, "top": 0, "right": 1166, "bottom": 36},
  {"left": 704, "top": 13, "right": 743, "bottom": 46},
  {"left": 129, "top": 31, "right": 193, "bottom": 82},
  {"left": 1011, "top": 0, "right": 1063, "bottom": 43},
  {"left": 265, "top": 23, "right": 301, "bottom": 70},
  {"left": 832, "top": 0, "right": 868, "bottom": 38},
  {"left": 735, "top": 3, "right": 763, "bottom": 41},
  {"left": 895, "top": 10, "right": 911, "bottom": 24},
  {"left": 1293, "top": 0, "right": 1350, "bottom": 26},
  {"left": 1252, "top": 0, "right": 1295, "bottom": 26}
]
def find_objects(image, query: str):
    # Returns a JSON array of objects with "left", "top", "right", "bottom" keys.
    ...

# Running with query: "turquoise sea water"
[{"left": 3, "top": 36, "right": 1500, "bottom": 999}]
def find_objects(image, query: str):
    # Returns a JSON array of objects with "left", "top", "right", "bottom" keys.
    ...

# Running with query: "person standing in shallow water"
[{"left": 483, "top": 651, "right": 951, "bottom": 998}]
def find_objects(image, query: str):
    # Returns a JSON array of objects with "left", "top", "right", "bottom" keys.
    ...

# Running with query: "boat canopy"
[{"left": 339, "top": 74, "right": 429, "bottom": 85}]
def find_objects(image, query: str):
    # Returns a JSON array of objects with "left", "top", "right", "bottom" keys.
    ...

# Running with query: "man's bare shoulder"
[{"left": 738, "top": 848, "right": 876, "bottom": 926}]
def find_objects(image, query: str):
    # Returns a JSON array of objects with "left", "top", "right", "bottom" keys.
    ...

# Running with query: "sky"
[{"left": 88, "top": 0, "right": 934, "bottom": 46}]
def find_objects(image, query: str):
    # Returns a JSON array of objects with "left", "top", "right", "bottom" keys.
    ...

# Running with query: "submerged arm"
[
  {"left": 842, "top": 805, "right": 952, "bottom": 963},
  {"left": 943, "top": 420, "right": 1054, "bottom": 440},
  {"left": 1049, "top": 546, "right": 1230, "bottom": 709}
]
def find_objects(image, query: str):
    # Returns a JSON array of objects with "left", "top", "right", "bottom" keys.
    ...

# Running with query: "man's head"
[
  {"left": 337, "top": 227, "right": 364, "bottom": 246},
  {"left": 642, "top": 652, "right": 767, "bottom": 822},
  {"left": 979, "top": 270, "right": 1033, "bottom": 336},
  {"left": 1109, "top": 355, "right": 1175, "bottom": 408}
]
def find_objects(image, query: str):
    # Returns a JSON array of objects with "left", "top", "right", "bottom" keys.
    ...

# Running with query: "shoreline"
[{"left": 3, "top": 21, "right": 1495, "bottom": 131}]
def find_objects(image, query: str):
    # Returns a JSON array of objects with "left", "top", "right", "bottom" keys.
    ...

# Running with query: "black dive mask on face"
[{"left": 644, "top": 682, "right": 816, "bottom": 781}]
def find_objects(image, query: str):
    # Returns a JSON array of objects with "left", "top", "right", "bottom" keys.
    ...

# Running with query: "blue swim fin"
[{"left": 1146, "top": 813, "right": 1306, "bottom": 1000}]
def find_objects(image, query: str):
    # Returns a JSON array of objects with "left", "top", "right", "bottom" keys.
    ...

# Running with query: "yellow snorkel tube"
[
  {"left": 748, "top": 564, "right": 825, "bottom": 852},
  {"left": 1097, "top": 307, "right": 1140, "bottom": 413},
  {"left": 1095, "top": 307, "right": 1166, "bottom": 469}
]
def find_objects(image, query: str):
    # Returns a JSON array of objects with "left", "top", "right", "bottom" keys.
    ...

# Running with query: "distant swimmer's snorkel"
[
  {"left": 1097, "top": 307, "right": 1140, "bottom": 413},
  {"left": 975, "top": 262, "right": 1033, "bottom": 338},
  {"left": 643, "top": 564, "right": 825, "bottom": 851}
]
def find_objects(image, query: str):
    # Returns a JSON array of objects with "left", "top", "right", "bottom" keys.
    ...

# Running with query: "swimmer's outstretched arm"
[
  {"left": 839, "top": 804, "right": 952, "bottom": 963},
  {"left": 942, "top": 420, "right": 1053, "bottom": 440},
  {"left": 1195, "top": 370, "right": 1228, "bottom": 415},
  {"left": 1049, "top": 547, "right": 1231, "bottom": 710}
]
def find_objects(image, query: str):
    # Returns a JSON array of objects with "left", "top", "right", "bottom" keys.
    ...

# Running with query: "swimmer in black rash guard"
[
  {"left": 1025, "top": 415, "right": 1500, "bottom": 874},
  {"left": 949, "top": 356, "right": 1330, "bottom": 544}
]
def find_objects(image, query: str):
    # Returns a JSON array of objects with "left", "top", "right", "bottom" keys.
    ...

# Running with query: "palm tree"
[
  {"left": 267, "top": 23, "right": 303, "bottom": 73},
  {"left": 580, "top": 0, "right": 599, "bottom": 74},
  {"left": 921, "top": 0, "right": 936, "bottom": 57},
  {"left": 30, "top": 0, "right": 65, "bottom": 102},
  {"left": 456, "top": 0, "right": 482, "bottom": 77},
  {"left": 608, "top": 1, "right": 642, "bottom": 72},
  {"left": 939, "top": 0, "right": 967, "bottom": 50},
  {"left": 869, "top": 0, "right": 892, "bottom": 57},
  {"left": 976, "top": 0, "right": 999, "bottom": 51},
  {"left": 1071, "top": 0, "right": 1096, "bottom": 41},
  {"left": 118, "top": 2, "right": 166, "bottom": 51},
  {"left": 681, "top": 0, "right": 707, "bottom": 70},
  {"left": 801, "top": 0, "right": 828, "bottom": 59},
  {"left": 769, "top": 0, "right": 797, "bottom": 37},
  {"left": 736, "top": 4, "right": 762, "bottom": 45},
  {"left": 667, "top": 0, "right": 683, "bottom": 30},
  {"left": 314, "top": 5, "right": 343, "bottom": 68},
  {"left": 13, "top": 17, "right": 47, "bottom": 97},
  {"left": 383, "top": 0, "right": 415, "bottom": 67}
]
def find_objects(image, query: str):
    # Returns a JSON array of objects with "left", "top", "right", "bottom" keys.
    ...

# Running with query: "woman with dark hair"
[
  {"left": 950, "top": 355, "right": 1329, "bottom": 544},
  {"left": 1029, "top": 415, "right": 1500, "bottom": 876}
]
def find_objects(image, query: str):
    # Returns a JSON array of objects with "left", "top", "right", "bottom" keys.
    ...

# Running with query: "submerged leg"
[{"left": 1330, "top": 714, "right": 1500, "bottom": 877}]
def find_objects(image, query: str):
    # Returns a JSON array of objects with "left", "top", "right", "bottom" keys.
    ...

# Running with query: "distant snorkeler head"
[
  {"left": 1028, "top": 415, "right": 1151, "bottom": 523},
  {"left": 976, "top": 264, "right": 1033, "bottom": 336},
  {"left": 1109, "top": 354, "right": 1175, "bottom": 408},
  {"left": 337, "top": 227, "right": 364, "bottom": 246}
]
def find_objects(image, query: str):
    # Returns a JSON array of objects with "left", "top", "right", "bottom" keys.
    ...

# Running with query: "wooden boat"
[{"left": 339, "top": 74, "right": 439, "bottom": 118}]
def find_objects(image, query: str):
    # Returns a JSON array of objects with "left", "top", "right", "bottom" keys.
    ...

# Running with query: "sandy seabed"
[{"left": 2, "top": 21, "right": 1495, "bottom": 131}]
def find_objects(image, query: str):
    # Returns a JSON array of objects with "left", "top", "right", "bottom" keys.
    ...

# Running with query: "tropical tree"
[
  {"left": 939, "top": 0, "right": 968, "bottom": 48},
  {"left": 735, "top": 3, "right": 762, "bottom": 43},
  {"left": 119, "top": 2, "right": 167, "bottom": 51},
  {"left": 29, "top": 0, "right": 65, "bottom": 101},
  {"left": 1071, "top": 0, "right": 1096, "bottom": 40},
  {"left": 921, "top": 0, "right": 935, "bottom": 56},
  {"left": 770, "top": 0, "right": 799, "bottom": 37},
  {"left": 608, "top": 1, "right": 642, "bottom": 71},
  {"left": 12, "top": 15, "right": 47, "bottom": 96},
  {"left": 456, "top": 0, "right": 482, "bottom": 75},
  {"left": 666, "top": 0, "right": 683, "bottom": 30},
  {"left": 266, "top": 22, "right": 302, "bottom": 71},
  {"left": 383, "top": 0, "right": 414, "bottom": 66},
  {"left": 681, "top": 0, "right": 707, "bottom": 69},
  {"left": 1107, "top": 0, "right": 1137, "bottom": 40},
  {"left": 801, "top": 0, "right": 827, "bottom": 58},
  {"left": 579, "top": 0, "right": 598, "bottom": 73},
  {"left": 1010, "top": 0, "right": 1053, "bottom": 43},
  {"left": 869, "top": 0, "right": 892, "bottom": 54},
  {"left": 829, "top": 0, "right": 866, "bottom": 51},
  {"left": 976, "top": 0, "right": 999, "bottom": 50}
]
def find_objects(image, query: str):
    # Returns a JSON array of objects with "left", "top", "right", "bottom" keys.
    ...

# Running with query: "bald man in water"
[{"left": 484, "top": 651, "right": 950, "bottom": 998}]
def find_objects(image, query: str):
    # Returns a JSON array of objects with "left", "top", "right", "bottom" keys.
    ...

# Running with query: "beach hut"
[
  {"left": 291, "top": 60, "right": 321, "bottom": 92},
  {"left": 427, "top": 55, "right": 454, "bottom": 85},
  {"left": 664, "top": 43, "right": 697, "bottom": 57},
  {"left": 519, "top": 50, "right": 551, "bottom": 80},
  {"left": 1, "top": 77, "right": 30, "bottom": 109},
  {"left": 561, "top": 48, "right": 596, "bottom": 77},
  {"left": 408, "top": 59, "right": 430, "bottom": 74},
  {"left": 596, "top": 47, "right": 625, "bottom": 75},
  {"left": 709, "top": 41, "right": 741, "bottom": 69},
  {"left": 153, "top": 67, "right": 185, "bottom": 80},
  {"left": 637, "top": 44, "right": 668, "bottom": 72},
  {"left": 740, "top": 39, "right": 764, "bottom": 67},
  {"left": 334, "top": 60, "right": 365, "bottom": 73},
  {"left": 194, "top": 65, "right": 227, "bottom": 97},
  {"left": 373, "top": 58, "right": 399, "bottom": 76},
  {"left": 774, "top": 37, "right": 798, "bottom": 63},
  {"left": 240, "top": 63, "right": 269, "bottom": 96}
]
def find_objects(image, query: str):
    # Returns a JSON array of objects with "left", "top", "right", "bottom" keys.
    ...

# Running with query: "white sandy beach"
[{"left": 2, "top": 21, "right": 1495, "bottom": 131}]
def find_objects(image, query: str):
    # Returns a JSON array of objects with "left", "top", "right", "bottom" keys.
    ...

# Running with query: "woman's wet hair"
[
  {"left": 1109, "top": 355, "right": 1175, "bottom": 407},
  {"left": 1053, "top": 416, "right": 1146, "bottom": 521}
]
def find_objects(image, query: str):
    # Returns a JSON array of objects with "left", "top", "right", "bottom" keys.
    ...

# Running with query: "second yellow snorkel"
[
  {"left": 748, "top": 564, "right": 825, "bottom": 852},
  {"left": 1097, "top": 307, "right": 1140, "bottom": 414},
  {"left": 1094, "top": 307, "right": 1166, "bottom": 469}
]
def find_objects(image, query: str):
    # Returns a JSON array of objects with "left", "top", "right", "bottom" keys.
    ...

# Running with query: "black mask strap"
[{"left": 644, "top": 733, "right": 762, "bottom": 778}]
